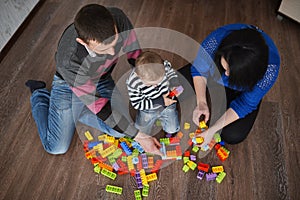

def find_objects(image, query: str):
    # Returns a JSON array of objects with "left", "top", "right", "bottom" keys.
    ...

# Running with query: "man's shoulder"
[
  {"left": 56, "top": 24, "right": 87, "bottom": 69},
  {"left": 108, "top": 7, "right": 133, "bottom": 32}
]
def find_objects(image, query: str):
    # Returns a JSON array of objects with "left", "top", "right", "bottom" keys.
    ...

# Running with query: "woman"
[{"left": 190, "top": 24, "right": 280, "bottom": 155}]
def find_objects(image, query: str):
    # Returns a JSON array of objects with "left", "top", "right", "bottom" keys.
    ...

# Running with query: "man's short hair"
[
  {"left": 74, "top": 4, "right": 116, "bottom": 44},
  {"left": 135, "top": 51, "right": 165, "bottom": 82}
]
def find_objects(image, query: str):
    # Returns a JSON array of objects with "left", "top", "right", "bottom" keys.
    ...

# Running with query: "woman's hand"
[
  {"left": 195, "top": 128, "right": 215, "bottom": 149},
  {"left": 134, "top": 132, "right": 163, "bottom": 156},
  {"left": 193, "top": 101, "right": 210, "bottom": 125}
]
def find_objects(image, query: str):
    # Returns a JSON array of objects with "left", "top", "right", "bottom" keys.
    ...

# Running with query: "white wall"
[{"left": 0, "top": 0, "right": 40, "bottom": 52}]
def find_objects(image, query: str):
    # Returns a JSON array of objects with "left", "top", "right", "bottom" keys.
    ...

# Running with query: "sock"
[{"left": 25, "top": 80, "right": 46, "bottom": 93}]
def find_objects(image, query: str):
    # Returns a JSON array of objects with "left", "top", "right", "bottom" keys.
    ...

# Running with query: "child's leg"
[
  {"left": 134, "top": 109, "right": 159, "bottom": 136},
  {"left": 159, "top": 103, "right": 180, "bottom": 135}
]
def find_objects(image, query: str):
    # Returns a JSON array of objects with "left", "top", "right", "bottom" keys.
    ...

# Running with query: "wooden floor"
[{"left": 0, "top": 0, "right": 299, "bottom": 199}]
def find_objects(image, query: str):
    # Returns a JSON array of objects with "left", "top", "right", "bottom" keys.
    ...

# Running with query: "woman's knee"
[{"left": 221, "top": 128, "right": 250, "bottom": 144}]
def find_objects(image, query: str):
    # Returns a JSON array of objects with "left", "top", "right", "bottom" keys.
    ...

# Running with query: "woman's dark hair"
[
  {"left": 74, "top": 4, "right": 116, "bottom": 44},
  {"left": 214, "top": 28, "right": 269, "bottom": 90}
]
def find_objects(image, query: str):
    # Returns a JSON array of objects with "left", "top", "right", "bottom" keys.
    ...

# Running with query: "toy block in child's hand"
[{"left": 168, "top": 86, "right": 184, "bottom": 98}]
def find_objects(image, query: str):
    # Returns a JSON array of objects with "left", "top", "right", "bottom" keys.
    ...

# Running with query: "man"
[{"left": 26, "top": 4, "right": 162, "bottom": 155}]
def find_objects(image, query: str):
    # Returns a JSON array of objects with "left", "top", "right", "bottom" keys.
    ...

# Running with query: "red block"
[{"left": 197, "top": 162, "right": 210, "bottom": 172}]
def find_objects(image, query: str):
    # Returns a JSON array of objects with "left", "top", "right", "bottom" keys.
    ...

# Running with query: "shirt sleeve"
[
  {"left": 126, "top": 78, "right": 154, "bottom": 110},
  {"left": 230, "top": 62, "right": 280, "bottom": 118},
  {"left": 164, "top": 60, "right": 180, "bottom": 88},
  {"left": 191, "top": 27, "right": 225, "bottom": 78}
]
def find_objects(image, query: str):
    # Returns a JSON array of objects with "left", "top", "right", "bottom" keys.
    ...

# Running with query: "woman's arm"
[
  {"left": 197, "top": 108, "right": 239, "bottom": 148},
  {"left": 192, "top": 76, "right": 210, "bottom": 124}
]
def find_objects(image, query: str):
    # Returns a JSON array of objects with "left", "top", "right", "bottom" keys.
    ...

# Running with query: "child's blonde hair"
[{"left": 135, "top": 51, "right": 165, "bottom": 82}]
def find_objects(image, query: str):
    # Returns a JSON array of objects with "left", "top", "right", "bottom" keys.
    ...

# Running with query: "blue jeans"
[
  {"left": 30, "top": 75, "right": 125, "bottom": 155},
  {"left": 135, "top": 103, "right": 180, "bottom": 135}
]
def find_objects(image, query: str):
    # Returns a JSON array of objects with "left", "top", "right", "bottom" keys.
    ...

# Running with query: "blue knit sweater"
[{"left": 191, "top": 24, "right": 280, "bottom": 118}]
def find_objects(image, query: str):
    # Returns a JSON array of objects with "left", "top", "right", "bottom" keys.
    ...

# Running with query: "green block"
[
  {"left": 156, "top": 120, "right": 162, "bottom": 126},
  {"left": 182, "top": 164, "right": 190, "bottom": 173}
]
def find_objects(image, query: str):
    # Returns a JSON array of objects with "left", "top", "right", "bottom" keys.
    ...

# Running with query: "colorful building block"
[
  {"left": 84, "top": 131, "right": 93, "bottom": 141},
  {"left": 183, "top": 156, "right": 190, "bottom": 164},
  {"left": 132, "top": 156, "right": 139, "bottom": 164},
  {"left": 177, "top": 131, "right": 183, "bottom": 139},
  {"left": 112, "top": 148, "right": 123, "bottom": 159},
  {"left": 199, "top": 120, "right": 208, "bottom": 129},
  {"left": 216, "top": 171, "right": 226, "bottom": 183},
  {"left": 106, "top": 185, "right": 123, "bottom": 195},
  {"left": 216, "top": 147, "right": 230, "bottom": 161},
  {"left": 94, "top": 165, "right": 101, "bottom": 174},
  {"left": 198, "top": 162, "right": 210, "bottom": 172},
  {"left": 206, "top": 172, "right": 217, "bottom": 181},
  {"left": 169, "top": 137, "right": 180, "bottom": 144},
  {"left": 184, "top": 122, "right": 190, "bottom": 130},
  {"left": 135, "top": 172, "right": 143, "bottom": 189},
  {"left": 189, "top": 132, "right": 195, "bottom": 139},
  {"left": 101, "top": 168, "right": 117, "bottom": 180},
  {"left": 212, "top": 165, "right": 224, "bottom": 173},
  {"left": 213, "top": 132, "right": 221, "bottom": 143},
  {"left": 127, "top": 155, "right": 135, "bottom": 171},
  {"left": 192, "top": 145, "right": 199, "bottom": 153},
  {"left": 105, "top": 135, "right": 115, "bottom": 143},
  {"left": 190, "top": 155, "right": 196, "bottom": 161},
  {"left": 146, "top": 172, "right": 158, "bottom": 182},
  {"left": 100, "top": 144, "right": 117, "bottom": 158},
  {"left": 160, "top": 138, "right": 170, "bottom": 145},
  {"left": 132, "top": 141, "right": 144, "bottom": 153},
  {"left": 139, "top": 169, "right": 148, "bottom": 186},
  {"left": 197, "top": 170, "right": 205, "bottom": 180},
  {"left": 120, "top": 141, "right": 132, "bottom": 155},
  {"left": 148, "top": 157, "right": 154, "bottom": 169},
  {"left": 98, "top": 134, "right": 106, "bottom": 141},
  {"left": 182, "top": 164, "right": 190, "bottom": 172},
  {"left": 151, "top": 160, "right": 163, "bottom": 173},
  {"left": 141, "top": 153, "right": 148, "bottom": 169},
  {"left": 112, "top": 162, "right": 120, "bottom": 171},
  {"left": 142, "top": 185, "right": 149, "bottom": 197},
  {"left": 98, "top": 162, "right": 113, "bottom": 171},
  {"left": 134, "top": 190, "right": 142, "bottom": 200},
  {"left": 187, "top": 160, "right": 197, "bottom": 170}
]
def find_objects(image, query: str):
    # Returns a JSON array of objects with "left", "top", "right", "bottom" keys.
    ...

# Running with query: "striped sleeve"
[{"left": 164, "top": 60, "right": 180, "bottom": 87}]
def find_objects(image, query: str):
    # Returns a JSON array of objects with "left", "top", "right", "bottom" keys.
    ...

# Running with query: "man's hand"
[
  {"left": 193, "top": 101, "right": 209, "bottom": 125},
  {"left": 163, "top": 92, "right": 177, "bottom": 107},
  {"left": 134, "top": 132, "right": 163, "bottom": 156}
]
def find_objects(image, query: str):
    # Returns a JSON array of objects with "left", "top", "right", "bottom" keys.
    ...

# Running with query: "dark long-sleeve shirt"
[{"left": 55, "top": 7, "right": 141, "bottom": 137}]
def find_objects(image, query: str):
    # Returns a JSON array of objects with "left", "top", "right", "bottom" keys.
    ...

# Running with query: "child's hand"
[{"left": 163, "top": 92, "right": 177, "bottom": 106}]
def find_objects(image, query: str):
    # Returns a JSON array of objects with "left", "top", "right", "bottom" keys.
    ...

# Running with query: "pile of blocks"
[
  {"left": 82, "top": 120, "right": 230, "bottom": 199},
  {"left": 181, "top": 121, "right": 230, "bottom": 183},
  {"left": 83, "top": 130, "right": 182, "bottom": 199}
]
